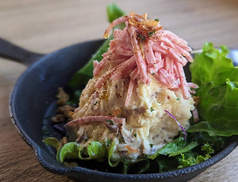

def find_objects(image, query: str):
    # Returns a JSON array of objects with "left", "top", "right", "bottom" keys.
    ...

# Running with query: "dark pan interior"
[{"left": 10, "top": 39, "right": 238, "bottom": 182}]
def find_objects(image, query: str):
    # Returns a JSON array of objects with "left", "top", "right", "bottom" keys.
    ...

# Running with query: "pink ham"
[
  {"left": 163, "top": 30, "right": 188, "bottom": 47},
  {"left": 93, "top": 60, "right": 99, "bottom": 69},
  {"left": 93, "top": 13, "right": 197, "bottom": 106},
  {"left": 104, "top": 16, "right": 130, "bottom": 38},
  {"left": 128, "top": 24, "right": 148, "bottom": 83},
  {"left": 111, "top": 56, "right": 136, "bottom": 81},
  {"left": 125, "top": 79, "right": 135, "bottom": 107},
  {"left": 160, "top": 37, "right": 176, "bottom": 49},
  {"left": 130, "top": 68, "right": 139, "bottom": 80},
  {"left": 113, "top": 47, "right": 134, "bottom": 56},
  {"left": 93, "top": 56, "right": 110, "bottom": 77},
  {"left": 65, "top": 116, "right": 126, "bottom": 131},
  {"left": 187, "top": 82, "right": 199, "bottom": 89},
  {"left": 95, "top": 64, "right": 122, "bottom": 88},
  {"left": 143, "top": 42, "right": 156, "bottom": 69}
]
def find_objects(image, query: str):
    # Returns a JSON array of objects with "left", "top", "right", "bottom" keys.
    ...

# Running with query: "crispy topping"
[
  {"left": 56, "top": 87, "right": 69, "bottom": 105},
  {"left": 128, "top": 13, "right": 162, "bottom": 33},
  {"left": 193, "top": 96, "right": 200, "bottom": 106}
]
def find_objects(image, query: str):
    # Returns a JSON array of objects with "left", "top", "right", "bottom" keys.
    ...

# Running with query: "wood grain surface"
[{"left": 0, "top": 0, "right": 238, "bottom": 181}]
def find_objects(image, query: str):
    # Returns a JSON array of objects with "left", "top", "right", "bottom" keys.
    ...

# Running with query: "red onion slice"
[{"left": 164, "top": 110, "right": 187, "bottom": 140}]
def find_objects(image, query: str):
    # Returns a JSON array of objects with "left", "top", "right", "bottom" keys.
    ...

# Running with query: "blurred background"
[
  {"left": 0, "top": 0, "right": 238, "bottom": 53},
  {"left": 0, "top": 0, "right": 238, "bottom": 181}
]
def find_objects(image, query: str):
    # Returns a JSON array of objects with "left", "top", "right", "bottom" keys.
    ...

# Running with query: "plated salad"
[{"left": 44, "top": 4, "right": 238, "bottom": 174}]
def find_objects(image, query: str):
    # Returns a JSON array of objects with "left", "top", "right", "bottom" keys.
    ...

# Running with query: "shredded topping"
[
  {"left": 94, "top": 13, "right": 197, "bottom": 106},
  {"left": 125, "top": 145, "right": 139, "bottom": 153}
]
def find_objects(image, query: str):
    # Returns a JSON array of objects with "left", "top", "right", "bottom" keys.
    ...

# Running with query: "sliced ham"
[
  {"left": 65, "top": 116, "right": 126, "bottom": 131},
  {"left": 130, "top": 68, "right": 139, "bottom": 80},
  {"left": 104, "top": 16, "right": 130, "bottom": 38},
  {"left": 113, "top": 47, "right": 134, "bottom": 56},
  {"left": 93, "top": 60, "right": 99, "bottom": 69},
  {"left": 128, "top": 24, "right": 148, "bottom": 83},
  {"left": 95, "top": 64, "right": 122, "bottom": 88},
  {"left": 93, "top": 13, "right": 197, "bottom": 106},
  {"left": 111, "top": 56, "right": 136, "bottom": 81},
  {"left": 187, "top": 82, "right": 199, "bottom": 89},
  {"left": 125, "top": 78, "right": 135, "bottom": 107},
  {"left": 143, "top": 42, "right": 156, "bottom": 69}
]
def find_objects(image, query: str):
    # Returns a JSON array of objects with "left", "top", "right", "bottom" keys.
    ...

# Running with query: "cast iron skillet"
[{"left": 1, "top": 38, "right": 238, "bottom": 182}]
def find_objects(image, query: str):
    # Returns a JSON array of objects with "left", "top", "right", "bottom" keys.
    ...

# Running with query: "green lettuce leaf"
[
  {"left": 154, "top": 143, "right": 214, "bottom": 172},
  {"left": 189, "top": 43, "right": 238, "bottom": 136},
  {"left": 187, "top": 132, "right": 225, "bottom": 151},
  {"left": 169, "top": 141, "right": 199, "bottom": 157},
  {"left": 59, "top": 141, "right": 108, "bottom": 162},
  {"left": 86, "top": 141, "right": 107, "bottom": 161},
  {"left": 43, "top": 137, "right": 61, "bottom": 161},
  {"left": 108, "top": 141, "right": 119, "bottom": 167},
  {"left": 177, "top": 143, "right": 214, "bottom": 168},
  {"left": 148, "top": 134, "right": 200, "bottom": 159},
  {"left": 66, "top": 90, "right": 82, "bottom": 106},
  {"left": 68, "top": 36, "right": 113, "bottom": 88},
  {"left": 107, "top": 3, "right": 125, "bottom": 29},
  {"left": 155, "top": 155, "right": 180, "bottom": 172},
  {"left": 122, "top": 159, "right": 150, "bottom": 174},
  {"left": 148, "top": 136, "right": 185, "bottom": 160},
  {"left": 59, "top": 142, "right": 82, "bottom": 163},
  {"left": 68, "top": 4, "right": 125, "bottom": 89}
]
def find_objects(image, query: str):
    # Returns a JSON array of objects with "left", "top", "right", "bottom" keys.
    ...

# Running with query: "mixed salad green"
[{"left": 43, "top": 4, "right": 238, "bottom": 174}]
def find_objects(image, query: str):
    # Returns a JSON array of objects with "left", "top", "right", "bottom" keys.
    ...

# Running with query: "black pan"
[{"left": 1, "top": 38, "right": 238, "bottom": 182}]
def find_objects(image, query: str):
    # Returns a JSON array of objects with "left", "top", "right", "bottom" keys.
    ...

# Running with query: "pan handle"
[{"left": 0, "top": 38, "right": 45, "bottom": 67}]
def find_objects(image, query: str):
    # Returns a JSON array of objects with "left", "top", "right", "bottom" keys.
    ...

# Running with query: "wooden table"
[{"left": 1, "top": 0, "right": 238, "bottom": 181}]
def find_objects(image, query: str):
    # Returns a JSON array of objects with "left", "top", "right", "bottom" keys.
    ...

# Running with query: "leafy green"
[
  {"left": 169, "top": 141, "right": 199, "bottom": 157},
  {"left": 44, "top": 138, "right": 118, "bottom": 165},
  {"left": 86, "top": 141, "right": 107, "bottom": 161},
  {"left": 189, "top": 43, "right": 238, "bottom": 136},
  {"left": 148, "top": 131, "right": 224, "bottom": 171},
  {"left": 178, "top": 153, "right": 199, "bottom": 169},
  {"left": 186, "top": 132, "right": 225, "bottom": 151},
  {"left": 155, "top": 155, "right": 180, "bottom": 172},
  {"left": 68, "top": 4, "right": 126, "bottom": 89},
  {"left": 108, "top": 141, "right": 119, "bottom": 167},
  {"left": 122, "top": 159, "right": 150, "bottom": 174},
  {"left": 177, "top": 143, "right": 214, "bottom": 168},
  {"left": 66, "top": 90, "right": 82, "bottom": 106},
  {"left": 59, "top": 142, "right": 82, "bottom": 163},
  {"left": 59, "top": 141, "right": 108, "bottom": 163},
  {"left": 68, "top": 36, "right": 113, "bottom": 89},
  {"left": 43, "top": 137, "right": 61, "bottom": 161},
  {"left": 202, "top": 143, "right": 214, "bottom": 155},
  {"left": 132, "top": 160, "right": 150, "bottom": 174},
  {"left": 154, "top": 143, "right": 214, "bottom": 172},
  {"left": 148, "top": 135, "right": 187, "bottom": 160},
  {"left": 148, "top": 132, "right": 215, "bottom": 160},
  {"left": 107, "top": 3, "right": 125, "bottom": 29},
  {"left": 43, "top": 133, "right": 224, "bottom": 173}
]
